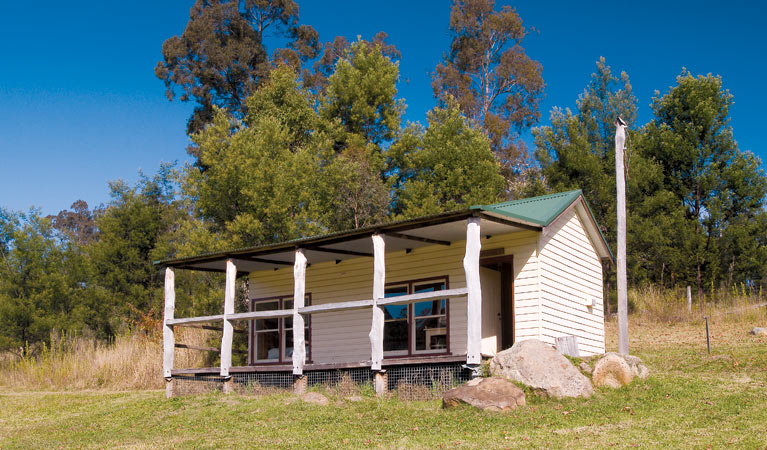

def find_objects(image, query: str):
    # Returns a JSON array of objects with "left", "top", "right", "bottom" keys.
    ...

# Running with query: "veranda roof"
[{"left": 155, "top": 190, "right": 612, "bottom": 273}]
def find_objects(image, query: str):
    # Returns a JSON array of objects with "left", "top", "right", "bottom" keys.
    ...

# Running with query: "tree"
[
  {"left": 391, "top": 98, "right": 504, "bottom": 218},
  {"left": 320, "top": 38, "right": 404, "bottom": 147},
  {"left": 49, "top": 200, "right": 98, "bottom": 247},
  {"left": 304, "top": 32, "right": 400, "bottom": 94},
  {"left": 432, "top": 0, "right": 544, "bottom": 184},
  {"left": 643, "top": 71, "right": 767, "bottom": 294},
  {"left": 0, "top": 210, "right": 100, "bottom": 354},
  {"left": 187, "top": 66, "right": 336, "bottom": 246},
  {"left": 156, "top": 0, "right": 319, "bottom": 136}
]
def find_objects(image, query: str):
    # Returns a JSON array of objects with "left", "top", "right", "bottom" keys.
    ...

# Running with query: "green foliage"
[
  {"left": 0, "top": 210, "right": 106, "bottom": 354},
  {"left": 391, "top": 99, "right": 505, "bottom": 218},
  {"left": 188, "top": 66, "right": 337, "bottom": 246},
  {"left": 641, "top": 71, "right": 767, "bottom": 290},
  {"left": 433, "top": 0, "right": 545, "bottom": 187},
  {"left": 156, "top": 0, "right": 319, "bottom": 135},
  {"left": 321, "top": 38, "right": 404, "bottom": 146}
]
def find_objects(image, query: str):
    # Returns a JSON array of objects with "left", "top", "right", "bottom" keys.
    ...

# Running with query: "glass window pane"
[
  {"left": 384, "top": 320, "right": 408, "bottom": 352},
  {"left": 414, "top": 299, "right": 445, "bottom": 317},
  {"left": 284, "top": 317, "right": 293, "bottom": 330},
  {"left": 385, "top": 285, "right": 408, "bottom": 297},
  {"left": 284, "top": 299, "right": 293, "bottom": 310},
  {"left": 255, "top": 300, "right": 278, "bottom": 311},
  {"left": 256, "top": 317, "right": 278, "bottom": 331},
  {"left": 383, "top": 304, "right": 407, "bottom": 321},
  {"left": 256, "top": 331, "right": 279, "bottom": 360},
  {"left": 414, "top": 317, "right": 446, "bottom": 351}
]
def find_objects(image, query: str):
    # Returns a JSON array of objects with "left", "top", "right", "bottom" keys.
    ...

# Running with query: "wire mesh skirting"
[
  {"left": 387, "top": 363, "right": 473, "bottom": 401},
  {"left": 172, "top": 374, "right": 225, "bottom": 396},
  {"left": 170, "top": 362, "right": 472, "bottom": 399}
]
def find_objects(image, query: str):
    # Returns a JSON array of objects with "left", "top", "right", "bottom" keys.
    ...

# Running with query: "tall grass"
[
  {"left": 628, "top": 285, "right": 767, "bottom": 324},
  {"left": 0, "top": 328, "right": 212, "bottom": 391}
]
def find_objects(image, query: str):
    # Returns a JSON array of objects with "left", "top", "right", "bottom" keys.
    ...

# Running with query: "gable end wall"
[{"left": 538, "top": 207, "right": 606, "bottom": 356}]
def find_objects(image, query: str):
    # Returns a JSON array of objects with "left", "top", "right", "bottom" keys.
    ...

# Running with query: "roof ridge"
[{"left": 481, "top": 189, "right": 582, "bottom": 209}]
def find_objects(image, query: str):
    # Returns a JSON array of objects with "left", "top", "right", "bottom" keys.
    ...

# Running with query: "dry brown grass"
[
  {"left": 628, "top": 285, "right": 766, "bottom": 324},
  {"left": 0, "top": 328, "right": 214, "bottom": 391}
]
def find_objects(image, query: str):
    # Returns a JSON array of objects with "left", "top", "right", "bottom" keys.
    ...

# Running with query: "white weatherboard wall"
[
  {"left": 248, "top": 229, "right": 541, "bottom": 365},
  {"left": 538, "top": 207, "right": 606, "bottom": 356}
]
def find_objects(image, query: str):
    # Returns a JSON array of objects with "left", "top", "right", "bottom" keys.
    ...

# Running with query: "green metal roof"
[
  {"left": 471, "top": 189, "right": 584, "bottom": 227},
  {"left": 156, "top": 189, "right": 612, "bottom": 268}
]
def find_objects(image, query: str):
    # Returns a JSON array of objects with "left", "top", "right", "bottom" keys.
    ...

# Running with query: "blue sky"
[{"left": 1, "top": 0, "right": 765, "bottom": 215}]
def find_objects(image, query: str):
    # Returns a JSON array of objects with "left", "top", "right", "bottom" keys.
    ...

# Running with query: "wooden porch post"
[
  {"left": 464, "top": 216, "right": 482, "bottom": 366},
  {"left": 292, "top": 248, "right": 307, "bottom": 375},
  {"left": 220, "top": 259, "right": 236, "bottom": 378},
  {"left": 369, "top": 234, "right": 385, "bottom": 372},
  {"left": 163, "top": 267, "right": 175, "bottom": 380}
]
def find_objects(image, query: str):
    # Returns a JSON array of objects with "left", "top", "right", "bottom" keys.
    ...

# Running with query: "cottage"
[{"left": 158, "top": 190, "right": 612, "bottom": 396}]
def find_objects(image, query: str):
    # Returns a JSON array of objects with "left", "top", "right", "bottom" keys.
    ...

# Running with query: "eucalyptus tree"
[{"left": 432, "top": 0, "right": 544, "bottom": 187}]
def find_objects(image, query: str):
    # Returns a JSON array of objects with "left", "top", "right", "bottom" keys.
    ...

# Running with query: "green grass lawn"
[{"left": 2, "top": 320, "right": 766, "bottom": 449}]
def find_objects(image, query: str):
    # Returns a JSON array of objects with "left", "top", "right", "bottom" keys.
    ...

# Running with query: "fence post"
[{"left": 687, "top": 285, "right": 692, "bottom": 314}]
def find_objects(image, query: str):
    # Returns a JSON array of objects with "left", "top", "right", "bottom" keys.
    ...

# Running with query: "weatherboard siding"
[
  {"left": 538, "top": 208, "right": 606, "bottom": 356},
  {"left": 248, "top": 230, "right": 542, "bottom": 365}
]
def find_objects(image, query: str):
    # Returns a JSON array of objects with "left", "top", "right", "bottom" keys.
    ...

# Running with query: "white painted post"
[
  {"left": 163, "top": 267, "right": 175, "bottom": 379},
  {"left": 464, "top": 217, "right": 482, "bottom": 365},
  {"left": 220, "top": 259, "right": 236, "bottom": 377},
  {"left": 615, "top": 118, "right": 629, "bottom": 356},
  {"left": 687, "top": 285, "right": 692, "bottom": 314},
  {"left": 369, "top": 234, "right": 385, "bottom": 371},
  {"left": 292, "top": 249, "right": 307, "bottom": 375}
]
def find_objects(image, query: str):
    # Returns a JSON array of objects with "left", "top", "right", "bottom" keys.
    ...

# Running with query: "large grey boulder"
[
  {"left": 442, "top": 377, "right": 525, "bottom": 412},
  {"left": 749, "top": 327, "right": 767, "bottom": 336},
  {"left": 489, "top": 339, "right": 593, "bottom": 398},
  {"left": 592, "top": 352, "right": 650, "bottom": 388}
]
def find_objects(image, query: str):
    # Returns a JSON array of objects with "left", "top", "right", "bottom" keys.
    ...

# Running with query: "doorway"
[{"left": 480, "top": 255, "right": 514, "bottom": 351}]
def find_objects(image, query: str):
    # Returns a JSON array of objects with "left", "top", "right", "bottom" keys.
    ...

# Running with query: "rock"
[
  {"left": 301, "top": 392, "right": 329, "bottom": 406},
  {"left": 579, "top": 362, "right": 593, "bottom": 375},
  {"left": 592, "top": 353, "right": 634, "bottom": 388},
  {"left": 345, "top": 395, "right": 363, "bottom": 402},
  {"left": 489, "top": 339, "right": 593, "bottom": 398},
  {"left": 749, "top": 327, "right": 767, "bottom": 336},
  {"left": 442, "top": 377, "right": 525, "bottom": 412},
  {"left": 623, "top": 354, "right": 650, "bottom": 380}
]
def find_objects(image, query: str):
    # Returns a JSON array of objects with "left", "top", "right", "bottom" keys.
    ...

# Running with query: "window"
[
  {"left": 250, "top": 295, "right": 310, "bottom": 364},
  {"left": 384, "top": 277, "right": 448, "bottom": 356}
]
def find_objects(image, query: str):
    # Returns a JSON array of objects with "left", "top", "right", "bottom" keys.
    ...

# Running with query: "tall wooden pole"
[{"left": 615, "top": 117, "right": 629, "bottom": 355}]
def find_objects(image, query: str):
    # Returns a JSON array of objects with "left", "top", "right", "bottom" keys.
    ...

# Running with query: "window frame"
[
  {"left": 383, "top": 276, "right": 450, "bottom": 358},
  {"left": 249, "top": 293, "right": 311, "bottom": 365}
]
